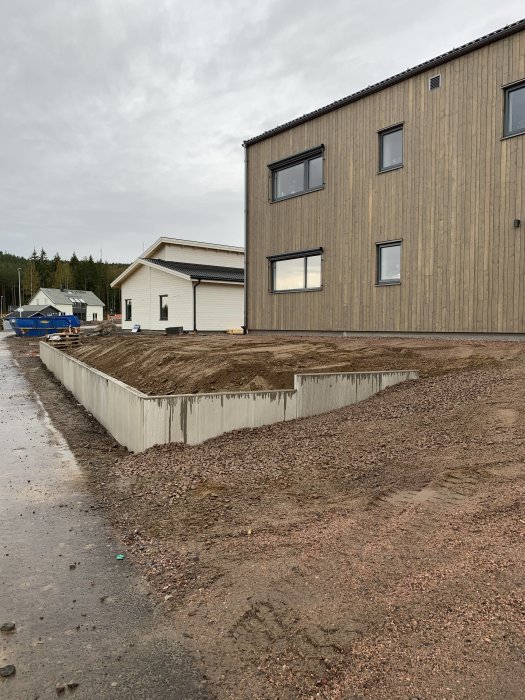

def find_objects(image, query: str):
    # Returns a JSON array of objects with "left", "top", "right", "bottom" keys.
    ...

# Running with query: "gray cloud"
[{"left": 0, "top": 0, "right": 523, "bottom": 262}]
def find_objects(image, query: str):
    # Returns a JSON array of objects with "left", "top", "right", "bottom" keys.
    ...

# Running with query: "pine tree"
[
  {"left": 69, "top": 252, "right": 80, "bottom": 288},
  {"left": 22, "top": 260, "right": 40, "bottom": 300}
]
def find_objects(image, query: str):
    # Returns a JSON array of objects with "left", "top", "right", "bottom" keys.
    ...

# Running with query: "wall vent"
[{"left": 429, "top": 74, "right": 441, "bottom": 90}]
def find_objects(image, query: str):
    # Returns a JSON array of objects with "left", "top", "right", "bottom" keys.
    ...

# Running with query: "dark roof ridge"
[{"left": 243, "top": 18, "right": 525, "bottom": 146}]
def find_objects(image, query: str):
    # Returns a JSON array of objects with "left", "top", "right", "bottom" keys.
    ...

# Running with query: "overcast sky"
[{"left": 1, "top": 1, "right": 523, "bottom": 263}]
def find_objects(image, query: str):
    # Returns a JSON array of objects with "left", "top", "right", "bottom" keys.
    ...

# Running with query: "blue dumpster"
[{"left": 10, "top": 315, "right": 81, "bottom": 337}]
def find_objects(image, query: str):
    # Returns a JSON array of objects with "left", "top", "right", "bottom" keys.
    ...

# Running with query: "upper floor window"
[
  {"left": 268, "top": 248, "right": 323, "bottom": 292},
  {"left": 269, "top": 146, "right": 324, "bottom": 201},
  {"left": 125, "top": 299, "right": 132, "bottom": 321},
  {"left": 376, "top": 241, "right": 401, "bottom": 285},
  {"left": 159, "top": 295, "right": 168, "bottom": 321},
  {"left": 504, "top": 81, "right": 525, "bottom": 138},
  {"left": 379, "top": 125, "right": 403, "bottom": 172}
]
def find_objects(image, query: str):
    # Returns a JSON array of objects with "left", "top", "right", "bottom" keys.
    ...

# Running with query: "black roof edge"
[
  {"left": 268, "top": 144, "right": 324, "bottom": 170},
  {"left": 243, "top": 18, "right": 525, "bottom": 147},
  {"left": 267, "top": 247, "right": 323, "bottom": 262}
]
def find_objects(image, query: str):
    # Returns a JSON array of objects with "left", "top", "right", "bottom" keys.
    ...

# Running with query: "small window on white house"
[
  {"left": 92, "top": 313, "right": 98, "bottom": 321},
  {"left": 159, "top": 295, "right": 168, "bottom": 321},
  {"left": 125, "top": 299, "right": 132, "bottom": 321},
  {"left": 268, "top": 248, "right": 323, "bottom": 292}
]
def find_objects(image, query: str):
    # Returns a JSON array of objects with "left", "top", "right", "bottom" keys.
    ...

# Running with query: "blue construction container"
[{"left": 10, "top": 315, "right": 81, "bottom": 337}]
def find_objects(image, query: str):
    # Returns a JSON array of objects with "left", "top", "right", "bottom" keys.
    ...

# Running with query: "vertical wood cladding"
[{"left": 246, "top": 31, "right": 525, "bottom": 333}]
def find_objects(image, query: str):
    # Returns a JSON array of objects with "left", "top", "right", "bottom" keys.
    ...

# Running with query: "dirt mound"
[{"left": 64, "top": 334, "right": 523, "bottom": 395}]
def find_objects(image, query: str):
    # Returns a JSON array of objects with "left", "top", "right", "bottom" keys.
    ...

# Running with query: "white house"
[
  {"left": 28, "top": 288, "right": 105, "bottom": 322},
  {"left": 111, "top": 237, "right": 244, "bottom": 332}
]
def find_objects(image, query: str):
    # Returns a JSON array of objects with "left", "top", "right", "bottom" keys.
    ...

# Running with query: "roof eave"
[
  {"left": 142, "top": 237, "right": 244, "bottom": 259},
  {"left": 190, "top": 276, "right": 244, "bottom": 284},
  {"left": 243, "top": 18, "right": 525, "bottom": 147},
  {"left": 110, "top": 259, "right": 142, "bottom": 287},
  {"left": 112, "top": 258, "right": 192, "bottom": 287}
]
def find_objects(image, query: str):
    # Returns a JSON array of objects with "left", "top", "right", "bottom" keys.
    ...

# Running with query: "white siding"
[
  {"left": 53, "top": 304, "right": 71, "bottom": 315},
  {"left": 155, "top": 243, "right": 244, "bottom": 268},
  {"left": 28, "top": 291, "right": 102, "bottom": 319},
  {"left": 120, "top": 264, "right": 193, "bottom": 331},
  {"left": 87, "top": 306, "right": 102, "bottom": 321},
  {"left": 29, "top": 291, "right": 58, "bottom": 307},
  {"left": 196, "top": 282, "right": 244, "bottom": 331},
  {"left": 32, "top": 294, "right": 71, "bottom": 314}
]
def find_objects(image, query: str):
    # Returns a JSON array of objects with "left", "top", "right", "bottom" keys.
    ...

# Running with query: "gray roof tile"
[{"left": 40, "top": 288, "right": 105, "bottom": 306}]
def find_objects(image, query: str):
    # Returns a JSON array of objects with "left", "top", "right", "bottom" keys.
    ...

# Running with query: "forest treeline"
[{"left": 0, "top": 249, "right": 128, "bottom": 315}]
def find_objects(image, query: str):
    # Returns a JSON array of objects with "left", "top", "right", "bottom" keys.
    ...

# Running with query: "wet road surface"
[{"left": 0, "top": 335, "right": 210, "bottom": 699}]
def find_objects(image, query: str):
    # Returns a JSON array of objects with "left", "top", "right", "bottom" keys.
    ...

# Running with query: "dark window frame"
[
  {"left": 378, "top": 124, "right": 404, "bottom": 173},
  {"left": 503, "top": 79, "right": 525, "bottom": 138},
  {"left": 376, "top": 240, "right": 402, "bottom": 286},
  {"left": 159, "top": 294, "right": 168, "bottom": 321},
  {"left": 125, "top": 298, "right": 132, "bottom": 321},
  {"left": 268, "top": 146, "right": 324, "bottom": 202},
  {"left": 267, "top": 247, "right": 323, "bottom": 293}
]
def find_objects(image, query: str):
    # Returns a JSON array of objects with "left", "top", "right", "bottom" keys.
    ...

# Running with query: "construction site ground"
[
  {"left": 63, "top": 333, "right": 524, "bottom": 394},
  {"left": 7, "top": 334, "right": 525, "bottom": 700}
]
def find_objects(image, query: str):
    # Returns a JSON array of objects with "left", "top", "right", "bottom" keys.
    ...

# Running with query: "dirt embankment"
[
  {"left": 8, "top": 336, "right": 525, "bottom": 700},
  {"left": 64, "top": 334, "right": 522, "bottom": 395}
]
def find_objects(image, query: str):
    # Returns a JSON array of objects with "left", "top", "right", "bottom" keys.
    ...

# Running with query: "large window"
[
  {"left": 379, "top": 125, "right": 403, "bottom": 172},
  {"left": 504, "top": 81, "right": 525, "bottom": 137},
  {"left": 125, "top": 299, "right": 132, "bottom": 321},
  {"left": 268, "top": 248, "right": 323, "bottom": 292},
  {"left": 269, "top": 146, "right": 324, "bottom": 201},
  {"left": 159, "top": 295, "right": 168, "bottom": 321},
  {"left": 376, "top": 241, "right": 401, "bottom": 285}
]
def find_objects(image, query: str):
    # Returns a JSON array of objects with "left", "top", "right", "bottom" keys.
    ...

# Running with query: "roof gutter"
[
  {"left": 192, "top": 279, "right": 201, "bottom": 333},
  {"left": 243, "top": 144, "right": 248, "bottom": 334}
]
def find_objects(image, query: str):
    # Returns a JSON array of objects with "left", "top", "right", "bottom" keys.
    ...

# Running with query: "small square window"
[
  {"left": 125, "top": 299, "right": 132, "bottom": 321},
  {"left": 159, "top": 295, "right": 168, "bottom": 321},
  {"left": 376, "top": 242, "right": 401, "bottom": 284},
  {"left": 379, "top": 125, "right": 403, "bottom": 172},
  {"left": 504, "top": 81, "right": 525, "bottom": 138}
]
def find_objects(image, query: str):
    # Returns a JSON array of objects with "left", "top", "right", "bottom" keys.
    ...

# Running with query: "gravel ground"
[{"left": 7, "top": 335, "right": 525, "bottom": 700}]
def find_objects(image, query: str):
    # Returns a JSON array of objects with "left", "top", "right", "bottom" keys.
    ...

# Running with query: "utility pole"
[{"left": 17, "top": 269, "right": 22, "bottom": 316}]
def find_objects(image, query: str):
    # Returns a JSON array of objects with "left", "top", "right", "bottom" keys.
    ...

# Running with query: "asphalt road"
[{"left": 0, "top": 334, "right": 211, "bottom": 700}]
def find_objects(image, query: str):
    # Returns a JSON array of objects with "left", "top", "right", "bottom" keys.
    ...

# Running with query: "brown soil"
[
  {"left": 65, "top": 334, "right": 522, "bottom": 394},
  {"left": 8, "top": 335, "right": 525, "bottom": 700}
]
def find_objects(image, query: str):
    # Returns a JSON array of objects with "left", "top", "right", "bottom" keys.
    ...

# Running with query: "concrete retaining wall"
[
  {"left": 141, "top": 390, "right": 297, "bottom": 450},
  {"left": 294, "top": 370, "right": 418, "bottom": 418},
  {"left": 40, "top": 342, "right": 418, "bottom": 452}
]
